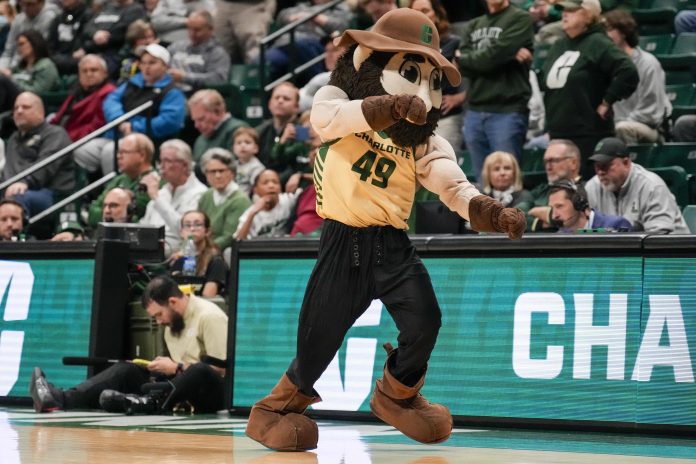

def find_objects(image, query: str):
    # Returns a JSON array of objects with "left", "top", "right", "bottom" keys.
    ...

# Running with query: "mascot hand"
[
  {"left": 467, "top": 195, "right": 526, "bottom": 240},
  {"left": 362, "top": 94, "right": 427, "bottom": 131}
]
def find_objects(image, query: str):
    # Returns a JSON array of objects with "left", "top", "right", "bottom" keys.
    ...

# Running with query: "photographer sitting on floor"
[{"left": 30, "top": 275, "right": 228, "bottom": 414}]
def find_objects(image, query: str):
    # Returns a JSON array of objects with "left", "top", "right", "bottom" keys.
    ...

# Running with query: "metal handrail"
[
  {"left": 258, "top": 0, "right": 343, "bottom": 96},
  {"left": 29, "top": 171, "right": 117, "bottom": 224},
  {"left": 0, "top": 100, "right": 153, "bottom": 191}
]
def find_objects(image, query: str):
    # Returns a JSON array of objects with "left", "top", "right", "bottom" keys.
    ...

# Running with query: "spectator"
[
  {"left": 48, "top": 0, "right": 92, "bottom": 75},
  {"left": 527, "top": 138, "right": 583, "bottom": 231},
  {"left": 255, "top": 81, "right": 300, "bottom": 166},
  {"left": 235, "top": 169, "right": 301, "bottom": 240},
  {"left": 358, "top": 0, "right": 397, "bottom": 24},
  {"left": 2, "top": 30, "right": 60, "bottom": 93},
  {"left": 213, "top": 0, "right": 275, "bottom": 64},
  {"left": 0, "top": 0, "right": 59, "bottom": 71},
  {"left": 0, "top": 1, "right": 16, "bottom": 54},
  {"left": 53, "top": 187, "right": 137, "bottom": 240},
  {"left": 150, "top": 0, "right": 214, "bottom": 46},
  {"left": 1, "top": 92, "right": 73, "bottom": 216},
  {"left": 548, "top": 178, "right": 632, "bottom": 232},
  {"left": 232, "top": 126, "right": 264, "bottom": 197},
  {"left": 77, "top": 43, "right": 186, "bottom": 175},
  {"left": 76, "top": 0, "right": 146, "bottom": 77},
  {"left": 30, "top": 275, "right": 228, "bottom": 414},
  {"left": 480, "top": 151, "right": 534, "bottom": 212},
  {"left": 298, "top": 31, "right": 345, "bottom": 113},
  {"left": 286, "top": 146, "right": 322, "bottom": 237},
  {"left": 117, "top": 19, "right": 158, "bottom": 83},
  {"left": 170, "top": 210, "right": 228, "bottom": 297},
  {"left": 541, "top": 0, "right": 638, "bottom": 178},
  {"left": 410, "top": 0, "right": 466, "bottom": 151},
  {"left": 603, "top": 9, "right": 671, "bottom": 145},
  {"left": 0, "top": 198, "right": 26, "bottom": 240},
  {"left": 50, "top": 54, "right": 117, "bottom": 145},
  {"left": 168, "top": 10, "right": 230, "bottom": 92},
  {"left": 197, "top": 148, "right": 251, "bottom": 251},
  {"left": 585, "top": 137, "right": 689, "bottom": 233},
  {"left": 268, "top": 110, "right": 315, "bottom": 186},
  {"left": 139, "top": 138, "right": 207, "bottom": 255},
  {"left": 266, "top": 0, "right": 352, "bottom": 86},
  {"left": 672, "top": 115, "right": 696, "bottom": 142},
  {"left": 674, "top": 10, "right": 696, "bottom": 34},
  {"left": 188, "top": 88, "right": 247, "bottom": 164},
  {"left": 459, "top": 0, "right": 534, "bottom": 179},
  {"left": 86, "top": 133, "right": 156, "bottom": 229}
]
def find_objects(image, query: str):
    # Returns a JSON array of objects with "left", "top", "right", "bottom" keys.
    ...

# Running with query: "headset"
[
  {"left": 125, "top": 189, "right": 137, "bottom": 221},
  {"left": 549, "top": 179, "right": 589, "bottom": 212},
  {"left": 0, "top": 198, "right": 29, "bottom": 237}
]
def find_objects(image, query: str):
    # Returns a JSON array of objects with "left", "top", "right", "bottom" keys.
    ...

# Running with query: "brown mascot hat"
[{"left": 335, "top": 8, "right": 461, "bottom": 87}]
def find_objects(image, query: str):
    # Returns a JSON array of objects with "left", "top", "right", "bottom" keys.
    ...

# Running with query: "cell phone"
[{"left": 294, "top": 124, "right": 310, "bottom": 142}]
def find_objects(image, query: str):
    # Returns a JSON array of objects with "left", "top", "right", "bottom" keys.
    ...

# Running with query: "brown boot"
[
  {"left": 245, "top": 374, "right": 321, "bottom": 451},
  {"left": 370, "top": 344, "right": 452, "bottom": 444}
]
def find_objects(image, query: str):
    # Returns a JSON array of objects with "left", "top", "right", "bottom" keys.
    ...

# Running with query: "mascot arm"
[
  {"left": 416, "top": 135, "right": 526, "bottom": 240},
  {"left": 310, "top": 85, "right": 373, "bottom": 141}
]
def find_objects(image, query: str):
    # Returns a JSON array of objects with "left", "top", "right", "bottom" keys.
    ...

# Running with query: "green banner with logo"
[
  {"left": 0, "top": 259, "right": 93, "bottom": 397},
  {"left": 234, "top": 256, "right": 696, "bottom": 426}
]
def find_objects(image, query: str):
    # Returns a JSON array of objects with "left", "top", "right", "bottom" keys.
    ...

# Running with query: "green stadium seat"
[
  {"left": 522, "top": 170, "right": 547, "bottom": 191},
  {"left": 634, "top": 0, "right": 680, "bottom": 34},
  {"left": 521, "top": 147, "right": 544, "bottom": 172},
  {"left": 638, "top": 34, "right": 675, "bottom": 55},
  {"left": 228, "top": 63, "right": 266, "bottom": 126},
  {"left": 650, "top": 165, "right": 690, "bottom": 208},
  {"left": 456, "top": 149, "right": 476, "bottom": 181},
  {"left": 626, "top": 143, "right": 656, "bottom": 167},
  {"left": 683, "top": 205, "right": 696, "bottom": 233},
  {"left": 665, "top": 83, "right": 696, "bottom": 121},
  {"left": 657, "top": 33, "right": 696, "bottom": 83},
  {"left": 650, "top": 142, "right": 696, "bottom": 171}
]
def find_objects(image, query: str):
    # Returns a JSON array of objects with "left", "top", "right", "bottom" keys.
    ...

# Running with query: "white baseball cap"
[{"left": 141, "top": 43, "right": 170, "bottom": 66}]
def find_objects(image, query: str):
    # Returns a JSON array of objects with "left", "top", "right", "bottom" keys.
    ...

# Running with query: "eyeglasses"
[
  {"left": 544, "top": 156, "right": 571, "bottom": 165},
  {"left": 159, "top": 158, "right": 185, "bottom": 165},
  {"left": 182, "top": 222, "right": 205, "bottom": 230},
  {"left": 205, "top": 168, "right": 230, "bottom": 175},
  {"left": 103, "top": 202, "right": 122, "bottom": 210},
  {"left": 117, "top": 148, "right": 139, "bottom": 155}
]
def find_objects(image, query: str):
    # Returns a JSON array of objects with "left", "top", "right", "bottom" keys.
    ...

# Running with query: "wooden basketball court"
[{"left": 2, "top": 408, "right": 696, "bottom": 463}]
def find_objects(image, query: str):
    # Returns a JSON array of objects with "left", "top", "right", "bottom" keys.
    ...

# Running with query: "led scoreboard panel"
[
  {"left": 232, "top": 236, "right": 695, "bottom": 429},
  {"left": 0, "top": 258, "right": 93, "bottom": 398}
]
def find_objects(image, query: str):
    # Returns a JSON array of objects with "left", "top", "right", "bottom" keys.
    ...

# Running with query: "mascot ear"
[{"left": 353, "top": 44, "right": 373, "bottom": 71}]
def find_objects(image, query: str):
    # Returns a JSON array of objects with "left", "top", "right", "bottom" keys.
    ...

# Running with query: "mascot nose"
[{"left": 415, "top": 83, "right": 433, "bottom": 112}]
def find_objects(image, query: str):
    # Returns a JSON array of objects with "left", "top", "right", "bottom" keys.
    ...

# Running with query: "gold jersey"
[{"left": 314, "top": 130, "right": 416, "bottom": 229}]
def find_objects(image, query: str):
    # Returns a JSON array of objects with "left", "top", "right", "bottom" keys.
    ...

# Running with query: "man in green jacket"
[{"left": 459, "top": 0, "right": 534, "bottom": 180}]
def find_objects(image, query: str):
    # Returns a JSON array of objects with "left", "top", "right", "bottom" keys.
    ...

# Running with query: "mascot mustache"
[{"left": 328, "top": 46, "right": 441, "bottom": 148}]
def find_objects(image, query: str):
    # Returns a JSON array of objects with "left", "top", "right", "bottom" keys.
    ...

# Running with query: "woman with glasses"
[
  {"left": 170, "top": 210, "right": 228, "bottom": 297},
  {"left": 0, "top": 30, "right": 59, "bottom": 94},
  {"left": 197, "top": 148, "right": 252, "bottom": 251}
]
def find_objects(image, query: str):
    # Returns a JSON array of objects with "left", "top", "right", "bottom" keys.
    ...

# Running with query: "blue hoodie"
[{"left": 103, "top": 72, "right": 186, "bottom": 140}]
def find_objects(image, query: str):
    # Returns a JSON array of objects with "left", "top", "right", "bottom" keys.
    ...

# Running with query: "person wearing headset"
[
  {"left": 51, "top": 187, "right": 137, "bottom": 241},
  {"left": 548, "top": 179, "right": 633, "bottom": 233},
  {"left": 0, "top": 198, "right": 27, "bottom": 240}
]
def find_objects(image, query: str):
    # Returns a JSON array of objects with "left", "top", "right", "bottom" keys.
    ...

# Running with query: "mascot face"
[
  {"left": 331, "top": 8, "right": 460, "bottom": 148},
  {"left": 381, "top": 52, "right": 443, "bottom": 112}
]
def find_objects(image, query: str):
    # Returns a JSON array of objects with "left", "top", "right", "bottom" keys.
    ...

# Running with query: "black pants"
[
  {"left": 287, "top": 219, "right": 442, "bottom": 394},
  {"left": 63, "top": 362, "right": 225, "bottom": 413}
]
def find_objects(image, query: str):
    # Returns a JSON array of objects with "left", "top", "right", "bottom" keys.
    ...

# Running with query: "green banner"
[
  {"left": 0, "top": 259, "right": 94, "bottom": 397},
  {"left": 234, "top": 256, "right": 695, "bottom": 426}
]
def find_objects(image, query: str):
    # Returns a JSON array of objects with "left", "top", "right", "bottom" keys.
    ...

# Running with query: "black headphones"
[
  {"left": 126, "top": 190, "right": 137, "bottom": 221},
  {"left": 549, "top": 179, "right": 589, "bottom": 212}
]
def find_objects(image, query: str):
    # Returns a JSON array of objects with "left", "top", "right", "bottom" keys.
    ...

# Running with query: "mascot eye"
[
  {"left": 398, "top": 60, "right": 421, "bottom": 84},
  {"left": 430, "top": 70, "right": 442, "bottom": 91}
]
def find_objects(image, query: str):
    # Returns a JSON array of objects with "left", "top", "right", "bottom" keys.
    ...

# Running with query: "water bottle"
[{"left": 182, "top": 235, "right": 197, "bottom": 276}]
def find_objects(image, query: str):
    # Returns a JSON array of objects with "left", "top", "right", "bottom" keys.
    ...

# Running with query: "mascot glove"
[
  {"left": 362, "top": 94, "right": 427, "bottom": 131},
  {"left": 468, "top": 195, "right": 526, "bottom": 240}
]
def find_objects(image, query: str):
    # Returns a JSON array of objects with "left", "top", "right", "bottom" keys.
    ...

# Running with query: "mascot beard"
[{"left": 328, "top": 44, "right": 441, "bottom": 148}]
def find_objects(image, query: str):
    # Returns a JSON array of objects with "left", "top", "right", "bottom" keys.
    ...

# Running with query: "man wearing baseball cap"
[{"left": 585, "top": 137, "right": 689, "bottom": 233}]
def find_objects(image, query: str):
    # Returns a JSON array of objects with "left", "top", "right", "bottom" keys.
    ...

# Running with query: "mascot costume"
[{"left": 246, "top": 8, "right": 526, "bottom": 451}]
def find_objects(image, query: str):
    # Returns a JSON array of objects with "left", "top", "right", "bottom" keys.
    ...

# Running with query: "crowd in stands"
[{"left": 1, "top": 0, "right": 695, "bottom": 278}]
